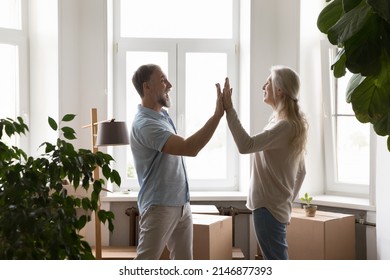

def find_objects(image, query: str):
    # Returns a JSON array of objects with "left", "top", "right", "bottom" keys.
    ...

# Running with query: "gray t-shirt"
[{"left": 131, "top": 105, "right": 189, "bottom": 215}]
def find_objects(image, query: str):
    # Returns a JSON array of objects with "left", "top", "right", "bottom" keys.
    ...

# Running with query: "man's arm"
[
  {"left": 162, "top": 88, "right": 224, "bottom": 157},
  {"left": 162, "top": 114, "right": 222, "bottom": 156}
]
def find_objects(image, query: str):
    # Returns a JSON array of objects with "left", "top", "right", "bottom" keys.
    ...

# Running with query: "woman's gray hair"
[
  {"left": 270, "top": 65, "right": 308, "bottom": 161},
  {"left": 270, "top": 65, "right": 300, "bottom": 102}
]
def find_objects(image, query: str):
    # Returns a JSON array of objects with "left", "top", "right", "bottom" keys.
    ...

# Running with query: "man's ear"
[{"left": 142, "top": 81, "right": 150, "bottom": 93}]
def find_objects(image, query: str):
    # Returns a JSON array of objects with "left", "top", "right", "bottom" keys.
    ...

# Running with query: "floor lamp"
[{"left": 83, "top": 108, "right": 129, "bottom": 259}]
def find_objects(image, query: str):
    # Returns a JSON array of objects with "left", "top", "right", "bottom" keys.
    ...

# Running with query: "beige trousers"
[{"left": 135, "top": 202, "right": 193, "bottom": 260}]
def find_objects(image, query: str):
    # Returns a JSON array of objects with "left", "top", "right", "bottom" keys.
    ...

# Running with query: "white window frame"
[
  {"left": 321, "top": 40, "right": 373, "bottom": 198},
  {"left": 111, "top": 0, "right": 239, "bottom": 192},
  {"left": 0, "top": 0, "right": 29, "bottom": 152}
]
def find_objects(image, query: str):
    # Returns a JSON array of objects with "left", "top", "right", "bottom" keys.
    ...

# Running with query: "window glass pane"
[
  {"left": 336, "top": 71, "right": 354, "bottom": 115},
  {"left": 0, "top": 0, "right": 21, "bottom": 29},
  {"left": 126, "top": 51, "right": 169, "bottom": 179},
  {"left": 0, "top": 44, "right": 18, "bottom": 118},
  {"left": 330, "top": 51, "right": 370, "bottom": 187},
  {"left": 335, "top": 116, "right": 370, "bottom": 185},
  {"left": 0, "top": 43, "right": 19, "bottom": 145},
  {"left": 120, "top": 0, "right": 233, "bottom": 38},
  {"left": 185, "top": 52, "right": 227, "bottom": 179}
]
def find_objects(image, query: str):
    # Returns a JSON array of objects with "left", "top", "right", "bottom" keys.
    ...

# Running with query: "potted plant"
[
  {"left": 317, "top": 0, "right": 390, "bottom": 151},
  {"left": 300, "top": 192, "right": 317, "bottom": 217},
  {"left": 0, "top": 115, "right": 120, "bottom": 259}
]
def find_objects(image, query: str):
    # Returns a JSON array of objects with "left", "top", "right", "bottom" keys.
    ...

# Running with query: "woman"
[{"left": 217, "top": 65, "right": 308, "bottom": 260}]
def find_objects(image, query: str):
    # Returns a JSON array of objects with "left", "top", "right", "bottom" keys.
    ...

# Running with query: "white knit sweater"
[{"left": 226, "top": 108, "right": 306, "bottom": 223}]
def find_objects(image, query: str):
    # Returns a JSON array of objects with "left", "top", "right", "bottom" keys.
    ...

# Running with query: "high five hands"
[{"left": 216, "top": 77, "right": 233, "bottom": 111}]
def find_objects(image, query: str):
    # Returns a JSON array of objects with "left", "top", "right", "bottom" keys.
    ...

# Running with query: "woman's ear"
[{"left": 276, "top": 87, "right": 283, "bottom": 97}]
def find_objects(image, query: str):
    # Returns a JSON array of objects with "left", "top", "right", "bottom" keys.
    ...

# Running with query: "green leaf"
[
  {"left": 373, "top": 113, "right": 390, "bottom": 136},
  {"left": 62, "top": 126, "right": 77, "bottom": 140},
  {"left": 61, "top": 126, "right": 76, "bottom": 135},
  {"left": 346, "top": 74, "right": 365, "bottom": 103},
  {"left": 317, "top": 0, "right": 343, "bottom": 34},
  {"left": 98, "top": 210, "right": 107, "bottom": 223},
  {"left": 332, "top": 49, "right": 347, "bottom": 77},
  {"left": 327, "top": 1, "right": 371, "bottom": 45},
  {"left": 344, "top": 14, "right": 382, "bottom": 76},
  {"left": 388, "top": 136, "right": 390, "bottom": 152},
  {"left": 343, "top": 0, "right": 363, "bottom": 13},
  {"left": 350, "top": 76, "right": 389, "bottom": 124},
  {"left": 48, "top": 117, "right": 58, "bottom": 131},
  {"left": 78, "top": 215, "right": 87, "bottom": 230},
  {"left": 81, "top": 197, "right": 91, "bottom": 210},
  {"left": 62, "top": 114, "right": 76, "bottom": 122},
  {"left": 367, "top": 0, "right": 390, "bottom": 24},
  {"left": 111, "top": 169, "right": 121, "bottom": 186},
  {"left": 102, "top": 164, "right": 111, "bottom": 179}
]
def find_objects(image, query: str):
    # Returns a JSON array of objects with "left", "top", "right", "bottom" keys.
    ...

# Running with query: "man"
[{"left": 130, "top": 64, "right": 224, "bottom": 259}]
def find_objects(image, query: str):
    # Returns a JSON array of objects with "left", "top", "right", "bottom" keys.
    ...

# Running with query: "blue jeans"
[{"left": 253, "top": 207, "right": 288, "bottom": 260}]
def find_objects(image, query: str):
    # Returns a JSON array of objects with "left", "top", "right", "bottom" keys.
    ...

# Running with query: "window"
[
  {"left": 0, "top": 0, "right": 28, "bottom": 150},
  {"left": 112, "top": 0, "right": 239, "bottom": 191},
  {"left": 321, "top": 40, "right": 371, "bottom": 197}
]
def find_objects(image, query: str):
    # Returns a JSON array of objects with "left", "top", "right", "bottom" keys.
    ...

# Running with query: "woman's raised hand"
[{"left": 223, "top": 77, "right": 233, "bottom": 110}]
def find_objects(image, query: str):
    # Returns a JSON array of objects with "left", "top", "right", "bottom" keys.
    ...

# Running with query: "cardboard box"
[
  {"left": 190, "top": 204, "right": 220, "bottom": 215},
  {"left": 192, "top": 214, "right": 232, "bottom": 259},
  {"left": 93, "top": 246, "right": 137, "bottom": 260},
  {"left": 287, "top": 208, "right": 356, "bottom": 260},
  {"left": 160, "top": 214, "right": 232, "bottom": 260}
]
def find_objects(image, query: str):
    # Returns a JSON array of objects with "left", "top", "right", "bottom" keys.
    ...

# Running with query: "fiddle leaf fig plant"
[
  {"left": 317, "top": 0, "right": 390, "bottom": 151},
  {"left": 0, "top": 115, "right": 120, "bottom": 259}
]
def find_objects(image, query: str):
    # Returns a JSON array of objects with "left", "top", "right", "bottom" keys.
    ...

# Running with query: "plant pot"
[{"left": 303, "top": 205, "right": 317, "bottom": 217}]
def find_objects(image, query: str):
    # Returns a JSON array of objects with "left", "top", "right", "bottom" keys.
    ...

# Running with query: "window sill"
[
  {"left": 297, "top": 194, "right": 376, "bottom": 212},
  {"left": 101, "top": 191, "right": 247, "bottom": 202}
]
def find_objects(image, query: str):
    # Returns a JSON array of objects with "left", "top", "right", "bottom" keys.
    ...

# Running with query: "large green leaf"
[
  {"left": 346, "top": 73, "right": 365, "bottom": 103},
  {"left": 327, "top": 1, "right": 371, "bottom": 45},
  {"left": 367, "top": 0, "right": 390, "bottom": 24},
  {"left": 373, "top": 113, "right": 390, "bottom": 136},
  {"left": 350, "top": 76, "right": 380, "bottom": 123},
  {"left": 343, "top": 0, "right": 363, "bottom": 13},
  {"left": 344, "top": 14, "right": 382, "bottom": 76},
  {"left": 350, "top": 52, "right": 390, "bottom": 126},
  {"left": 317, "top": 0, "right": 343, "bottom": 34}
]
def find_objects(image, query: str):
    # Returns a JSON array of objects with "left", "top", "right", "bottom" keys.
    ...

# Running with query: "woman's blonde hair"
[{"left": 270, "top": 65, "right": 308, "bottom": 160}]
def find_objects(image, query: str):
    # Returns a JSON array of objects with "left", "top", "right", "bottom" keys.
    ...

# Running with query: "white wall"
[
  {"left": 298, "top": 0, "right": 326, "bottom": 195},
  {"left": 58, "top": 0, "right": 108, "bottom": 150},
  {"left": 29, "top": 0, "right": 59, "bottom": 155},
  {"left": 58, "top": 0, "right": 81, "bottom": 139},
  {"left": 29, "top": 0, "right": 108, "bottom": 152},
  {"left": 375, "top": 136, "right": 390, "bottom": 259}
]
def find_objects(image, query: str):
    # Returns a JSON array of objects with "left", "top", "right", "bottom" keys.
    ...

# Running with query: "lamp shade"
[{"left": 96, "top": 121, "right": 130, "bottom": 146}]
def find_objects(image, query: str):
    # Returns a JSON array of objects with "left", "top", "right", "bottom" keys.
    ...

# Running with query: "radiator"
[
  {"left": 355, "top": 221, "right": 376, "bottom": 260},
  {"left": 125, "top": 207, "right": 139, "bottom": 246}
]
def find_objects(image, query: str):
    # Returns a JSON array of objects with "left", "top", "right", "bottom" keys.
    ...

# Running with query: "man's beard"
[{"left": 158, "top": 95, "right": 171, "bottom": 108}]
